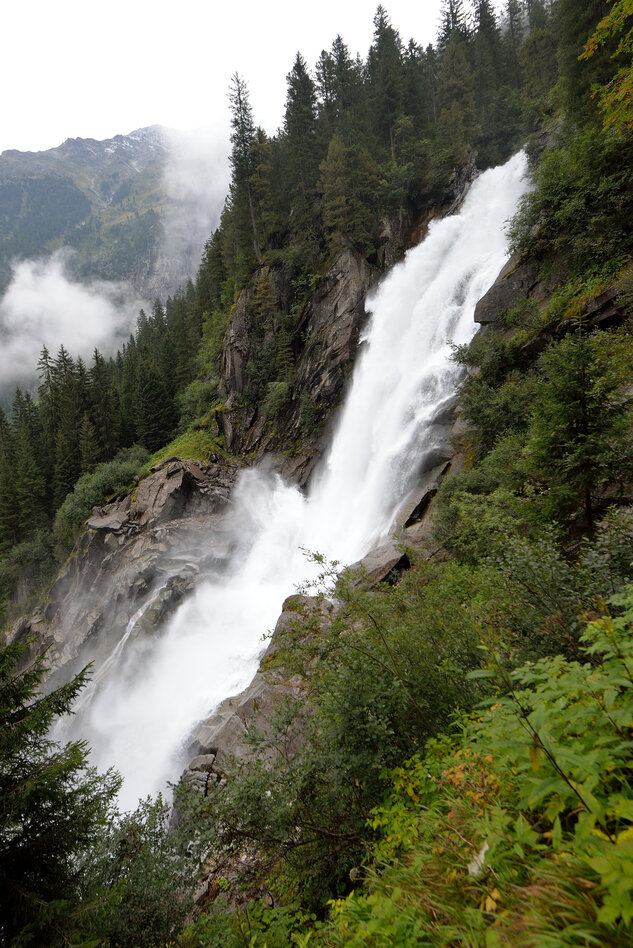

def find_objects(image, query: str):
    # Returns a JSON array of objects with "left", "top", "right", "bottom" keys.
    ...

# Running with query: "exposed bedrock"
[
  {"left": 217, "top": 249, "right": 377, "bottom": 488},
  {"left": 9, "top": 458, "right": 240, "bottom": 686}
]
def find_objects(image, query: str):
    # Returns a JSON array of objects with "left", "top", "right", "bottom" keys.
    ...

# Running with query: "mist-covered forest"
[{"left": 4, "top": 0, "right": 633, "bottom": 945}]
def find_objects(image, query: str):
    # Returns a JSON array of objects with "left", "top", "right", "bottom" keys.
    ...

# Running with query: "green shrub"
[
  {"left": 53, "top": 446, "right": 148, "bottom": 549},
  {"left": 176, "top": 379, "right": 219, "bottom": 429},
  {"left": 321, "top": 589, "right": 633, "bottom": 946},
  {"left": 264, "top": 380, "right": 290, "bottom": 420},
  {"left": 509, "top": 126, "right": 633, "bottom": 275},
  {"left": 0, "top": 530, "right": 56, "bottom": 606},
  {"left": 92, "top": 796, "right": 201, "bottom": 948}
]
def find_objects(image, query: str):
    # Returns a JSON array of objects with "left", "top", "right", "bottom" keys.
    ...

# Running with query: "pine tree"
[
  {"left": 119, "top": 335, "right": 139, "bottom": 446},
  {"left": 503, "top": 0, "right": 525, "bottom": 89},
  {"left": 316, "top": 48, "right": 336, "bottom": 133},
  {"left": 12, "top": 390, "right": 48, "bottom": 534},
  {"left": 320, "top": 134, "right": 348, "bottom": 252},
  {"left": 50, "top": 346, "right": 82, "bottom": 506},
  {"left": 0, "top": 637, "right": 120, "bottom": 946},
  {"left": 134, "top": 352, "right": 173, "bottom": 452},
  {"left": 228, "top": 72, "right": 263, "bottom": 265},
  {"left": 0, "top": 407, "right": 18, "bottom": 551},
  {"left": 437, "top": 32, "right": 477, "bottom": 159},
  {"left": 472, "top": 0, "right": 503, "bottom": 120},
  {"left": 367, "top": 6, "right": 404, "bottom": 159},
  {"left": 89, "top": 348, "right": 120, "bottom": 461},
  {"left": 437, "top": 0, "right": 469, "bottom": 50},
  {"left": 283, "top": 53, "right": 319, "bottom": 218},
  {"left": 79, "top": 411, "right": 99, "bottom": 473},
  {"left": 250, "top": 128, "right": 276, "bottom": 250},
  {"left": 527, "top": 331, "right": 633, "bottom": 533},
  {"left": 556, "top": 0, "right": 612, "bottom": 120}
]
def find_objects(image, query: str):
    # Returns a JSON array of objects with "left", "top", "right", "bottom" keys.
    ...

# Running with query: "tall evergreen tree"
[
  {"left": 0, "top": 407, "right": 17, "bottom": 551},
  {"left": 437, "top": 32, "right": 477, "bottom": 159},
  {"left": 283, "top": 53, "right": 319, "bottom": 217},
  {"left": 79, "top": 412, "right": 99, "bottom": 473},
  {"left": 0, "top": 638, "right": 120, "bottom": 946},
  {"left": 503, "top": 0, "right": 525, "bottom": 89},
  {"left": 437, "top": 0, "right": 469, "bottom": 50},
  {"left": 88, "top": 348, "right": 120, "bottom": 461},
  {"left": 472, "top": 0, "right": 503, "bottom": 121},
  {"left": 134, "top": 352, "right": 173, "bottom": 452},
  {"left": 556, "top": 0, "right": 612, "bottom": 120},
  {"left": 367, "top": 6, "right": 405, "bottom": 159},
  {"left": 228, "top": 72, "right": 263, "bottom": 265},
  {"left": 12, "top": 390, "right": 48, "bottom": 534},
  {"left": 320, "top": 134, "right": 348, "bottom": 251}
]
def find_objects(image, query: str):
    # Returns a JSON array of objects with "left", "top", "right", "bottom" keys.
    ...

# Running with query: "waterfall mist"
[{"left": 58, "top": 152, "right": 529, "bottom": 811}]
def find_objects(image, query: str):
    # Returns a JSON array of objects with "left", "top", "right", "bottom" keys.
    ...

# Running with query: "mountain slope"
[{"left": 0, "top": 126, "right": 222, "bottom": 299}]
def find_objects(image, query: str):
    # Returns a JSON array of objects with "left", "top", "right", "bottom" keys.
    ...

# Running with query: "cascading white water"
[{"left": 62, "top": 152, "right": 529, "bottom": 811}]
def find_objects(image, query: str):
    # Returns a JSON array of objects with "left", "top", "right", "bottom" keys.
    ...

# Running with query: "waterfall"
[{"left": 60, "top": 152, "right": 529, "bottom": 811}]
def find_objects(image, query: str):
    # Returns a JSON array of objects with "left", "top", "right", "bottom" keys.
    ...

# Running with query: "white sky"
[{"left": 1, "top": 0, "right": 451, "bottom": 155}]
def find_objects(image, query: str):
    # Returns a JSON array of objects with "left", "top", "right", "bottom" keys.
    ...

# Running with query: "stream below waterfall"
[{"left": 57, "top": 151, "right": 530, "bottom": 811}]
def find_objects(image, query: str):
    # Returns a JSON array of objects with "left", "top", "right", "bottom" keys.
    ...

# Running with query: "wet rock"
[
  {"left": 216, "top": 250, "right": 377, "bottom": 487},
  {"left": 187, "top": 595, "right": 335, "bottom": 774},
  {"left": 391, "top": 461, "right": 451, "bottom": 536},
  {"left": 474, "top": 256, "right": 540, "bottom": 325},
  {"left": 10, "top": 458, "right": 241, "bottom": 685},
  {"left": 348, "top": 542, "right": 410, "bottom": 588}
]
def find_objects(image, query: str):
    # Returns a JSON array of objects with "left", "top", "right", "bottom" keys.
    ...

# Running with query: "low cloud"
[
  {"left": 161, "top": 125, "right": 230, "bottom": 283},
  {"left": 0, "top": 251, "right": 146, "bottom": 393},
  {"left": 0, "top": 128, "right": 230, "bottom": 399}
]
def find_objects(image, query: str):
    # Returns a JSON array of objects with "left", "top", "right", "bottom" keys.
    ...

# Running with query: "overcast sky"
[{"left": 2, "top": 0, "right": 456, "bottom": 155}]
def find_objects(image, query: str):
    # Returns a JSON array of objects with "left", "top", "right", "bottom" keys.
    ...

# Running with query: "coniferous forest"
[{"left": 5, "top": 1, "right": 633, "bottom": 945}]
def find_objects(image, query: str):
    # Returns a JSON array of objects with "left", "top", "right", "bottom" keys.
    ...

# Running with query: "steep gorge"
[{"left": 8, "top": 152, "right": 532, "bottom": 812}]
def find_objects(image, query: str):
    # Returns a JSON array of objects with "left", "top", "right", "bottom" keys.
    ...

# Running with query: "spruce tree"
[
  {"left": 556, "top": 0, "right": 612, "bottom": 120},
  {"left": 320, "top": 134, "right": 348, "bottom": 252},
  {"left": 0, "top": 407, "right": 17, "bottom": 551},
  {"left": 367, "top": 6, "right": 404, "bottom": 159},
  {"left": 12, "top": 391, "right": 48, "bottom": 534},
  {"left": 437, "top": 32, "right": 476, "bottom": 159},
  {"left": 283, "top": 53, "right": 319, "bottom": 219},
  {"left": 228, "top": 72, "right": 263, "bottom": 265},
  {"left": 0, "top": 638, "right": 120, "bottom": 946},
  {"left": 79, "top": 411, "right": 99, "bottom": 473},
  {"left": 134, "top": 353, "right": 173, "bottom": 452},
  {"left": 89, "top": 348, "right": 120, "bottom": 461}
]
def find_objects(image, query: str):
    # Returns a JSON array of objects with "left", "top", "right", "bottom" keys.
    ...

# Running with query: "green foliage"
[
  {"left": 92, "top": 795, "right": 201, "bottom": 948},
  {"left": 197, "top": 308, "right": 230, "bottom": 377},
  {"left": 0, "top": 532, "right": 57, "bottom": 620},
  {"left": 441, "top": 326, "right": 633, "bottom": 544},
  {"left": 0, "top": 638, "right": 121, "bottom": 947},
  {"left": 180, "top": 901, "right": 319, "bottom": 948},
  {"left": 525, "top": 329, "right": 633, "bottom": 530},
  {"left": 147, "top": 426, "right": 226, "bottom": 470},
  {"left": 53, "top": 446, "right": 148, "bottom": 550},
  {"left": 178, "top": 556, "right": 497, "bottom": 912},
  {"left": 264, "top": 380, "right": 291, "bottom": 421},
  {"left": 509, "top": 126, "right": 633, "bottom": 274},
  {"left": 7, "top": 4, "right": 633, "bottom": 942},
  {"left": 299, "top": 391, "right": 322, "bottom": 435},
  {"left": 320, "top": 590, "right": 633, "bottom": 946},
  {"left": 581, "top": 0, "right": 633, "bottom": 133},
  {"left": 176, "top": 378, "right": 219, "bottom": 430}
]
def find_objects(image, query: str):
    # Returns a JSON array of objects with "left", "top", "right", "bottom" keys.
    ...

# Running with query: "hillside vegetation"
[
  {"left": 0, "top": 127, "right": 169, "bottom": 295},
  {"left": 4, "top": 1, "right": 633, "bottom": 946}
]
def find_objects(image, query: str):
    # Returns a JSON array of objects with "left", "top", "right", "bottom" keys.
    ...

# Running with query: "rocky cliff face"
[
  {"left": 9, "top": 153, "right": 485, "bottom": 815},
  {"left": 214, "top": 157, "right": 480, "bottom": 488},
  {"left": 10, "top": 458, "right": 240, "bottom": 687},
  {"left": 217, "top": 249, "right": 376, "bottom": 487}
]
